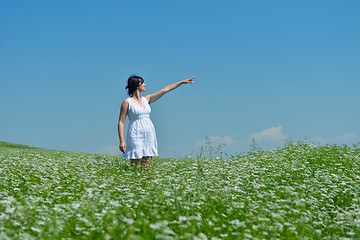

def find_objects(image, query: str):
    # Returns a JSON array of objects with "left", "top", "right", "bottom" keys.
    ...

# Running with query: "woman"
[{"left": 118, "top": 75, "right": 195, "bottom": 168}]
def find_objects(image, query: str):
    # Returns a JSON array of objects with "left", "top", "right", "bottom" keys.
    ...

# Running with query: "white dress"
[{"left": 125, "top": 97, "right": 158, "bottom": 159}]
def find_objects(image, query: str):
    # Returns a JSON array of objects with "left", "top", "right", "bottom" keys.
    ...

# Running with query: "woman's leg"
[
  {"left": 130, "top": 159, "right": 141, "bottom": 167},
  {"left": 130, "top": 157, "right": 152, "bottom": 168},
  {"left": 142, "top": 156, "right": 152, "bottom": 168}
]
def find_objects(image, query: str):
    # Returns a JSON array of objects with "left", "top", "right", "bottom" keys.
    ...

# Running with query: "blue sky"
[{"left": 1, "top": 0, "right": 359, "bottom": 157}]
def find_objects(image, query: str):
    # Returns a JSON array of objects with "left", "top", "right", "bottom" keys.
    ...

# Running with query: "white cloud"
[
  {"left": 311, "top": 136, "right": 326, "bottom": 144},
  {"left": 208, "top": 136, "right": 236, "bottom": 146},
  {"left": 250, "top": 126, "right": 286, "bottom": 143},
  {"left": 332, "top": 132, "right": 358, "bottom": 143},
  {"left": 197, "top": 135, "right": 237, "bottom": 147},
  {"left": 97, "top": 145, "right": 118, "bottom": 155},
  {"left": 194, "top": 135, "right": 245, "bottom": 157}
]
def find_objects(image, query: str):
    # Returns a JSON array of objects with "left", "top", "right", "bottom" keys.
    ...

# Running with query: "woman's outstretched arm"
[{"left": 145, "top": 76, "right": 195, "bottom": 104}]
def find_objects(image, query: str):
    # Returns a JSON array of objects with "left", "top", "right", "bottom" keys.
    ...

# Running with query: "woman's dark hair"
[{"left": 125, "top": 75, "right": 144, "bottom": 96}]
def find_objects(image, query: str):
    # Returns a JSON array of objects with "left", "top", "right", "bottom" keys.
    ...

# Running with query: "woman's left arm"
[{"left": 146, "top": 76, "right": 195, "bottom": 104}]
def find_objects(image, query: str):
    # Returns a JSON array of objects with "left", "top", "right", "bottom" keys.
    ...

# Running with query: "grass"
[
  {"left": 0, "top": 141, "right": 37, "bottom": 150},
  {"left": 0, "top": 141, "right": 359, "bottom": 239}
]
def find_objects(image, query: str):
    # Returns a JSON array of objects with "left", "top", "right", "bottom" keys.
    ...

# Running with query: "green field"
[{"left": 0, "top": 141, "right": 359, "bottom": 239}]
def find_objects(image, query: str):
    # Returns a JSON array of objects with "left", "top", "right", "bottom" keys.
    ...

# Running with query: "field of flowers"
[{"left": 0, "top": 141, "right": 359, "bottom": 239}]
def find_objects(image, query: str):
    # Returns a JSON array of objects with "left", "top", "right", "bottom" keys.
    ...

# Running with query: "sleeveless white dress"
[{"left": 125, "top": 97, "right": 158, "bottom": 159}]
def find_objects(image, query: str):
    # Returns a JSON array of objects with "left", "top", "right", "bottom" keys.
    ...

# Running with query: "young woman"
[{"left": 118, "top": 75, "right": 195, "bottom": 168}]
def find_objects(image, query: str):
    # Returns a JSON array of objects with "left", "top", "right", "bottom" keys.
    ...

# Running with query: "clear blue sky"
[{"left": 1, "top": 0, "right": 359, "bottom": 157}]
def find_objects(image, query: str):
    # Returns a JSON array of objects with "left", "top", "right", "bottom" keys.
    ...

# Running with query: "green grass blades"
[{"left": 0, "top": 142, "right": 359, "bottom": 239}]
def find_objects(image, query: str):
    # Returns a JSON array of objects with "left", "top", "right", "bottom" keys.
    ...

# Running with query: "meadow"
[{"left": 0, "top": 141, "right": 359, "bottom": 239}]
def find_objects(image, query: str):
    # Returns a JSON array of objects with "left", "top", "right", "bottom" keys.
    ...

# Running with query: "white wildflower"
[
  {"left": 194, "top": 232, "right": 208, "bottom": 240},
  {"left": 122, "top": 217, "right": 134, "bottom": 225},
  {"left": 109, "top": 200, "right": 121, "bottom": 207},
  {"left": 230, "top": 219, "right": 245, "bottom": 228},
  {"left": 163, "top": 227, "right": 176, "bottom": 236},
  {"left": 150, "top": 220, "right": 168, "bottom": 230},
  {"left": 31, "top": 227, "right": 41, "bottom": 233}
]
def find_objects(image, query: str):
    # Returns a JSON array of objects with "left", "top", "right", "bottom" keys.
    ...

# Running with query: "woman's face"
[{"left": 138, "top": 81, "right": 146, "bottom": 92}]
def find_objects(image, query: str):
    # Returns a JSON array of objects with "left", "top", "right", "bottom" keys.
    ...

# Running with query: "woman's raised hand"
[{"left": 182, "top": 76, "right": 195, "bottom": 84}]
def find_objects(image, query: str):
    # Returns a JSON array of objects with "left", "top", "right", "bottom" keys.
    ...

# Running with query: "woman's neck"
[{"left": 132, "top": 91, "right": 141, "bottom": 100}]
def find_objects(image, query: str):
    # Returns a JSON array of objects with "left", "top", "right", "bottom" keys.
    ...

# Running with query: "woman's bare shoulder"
[{"left": 121, "top": 99, "right": 129, "bottom": 108}]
